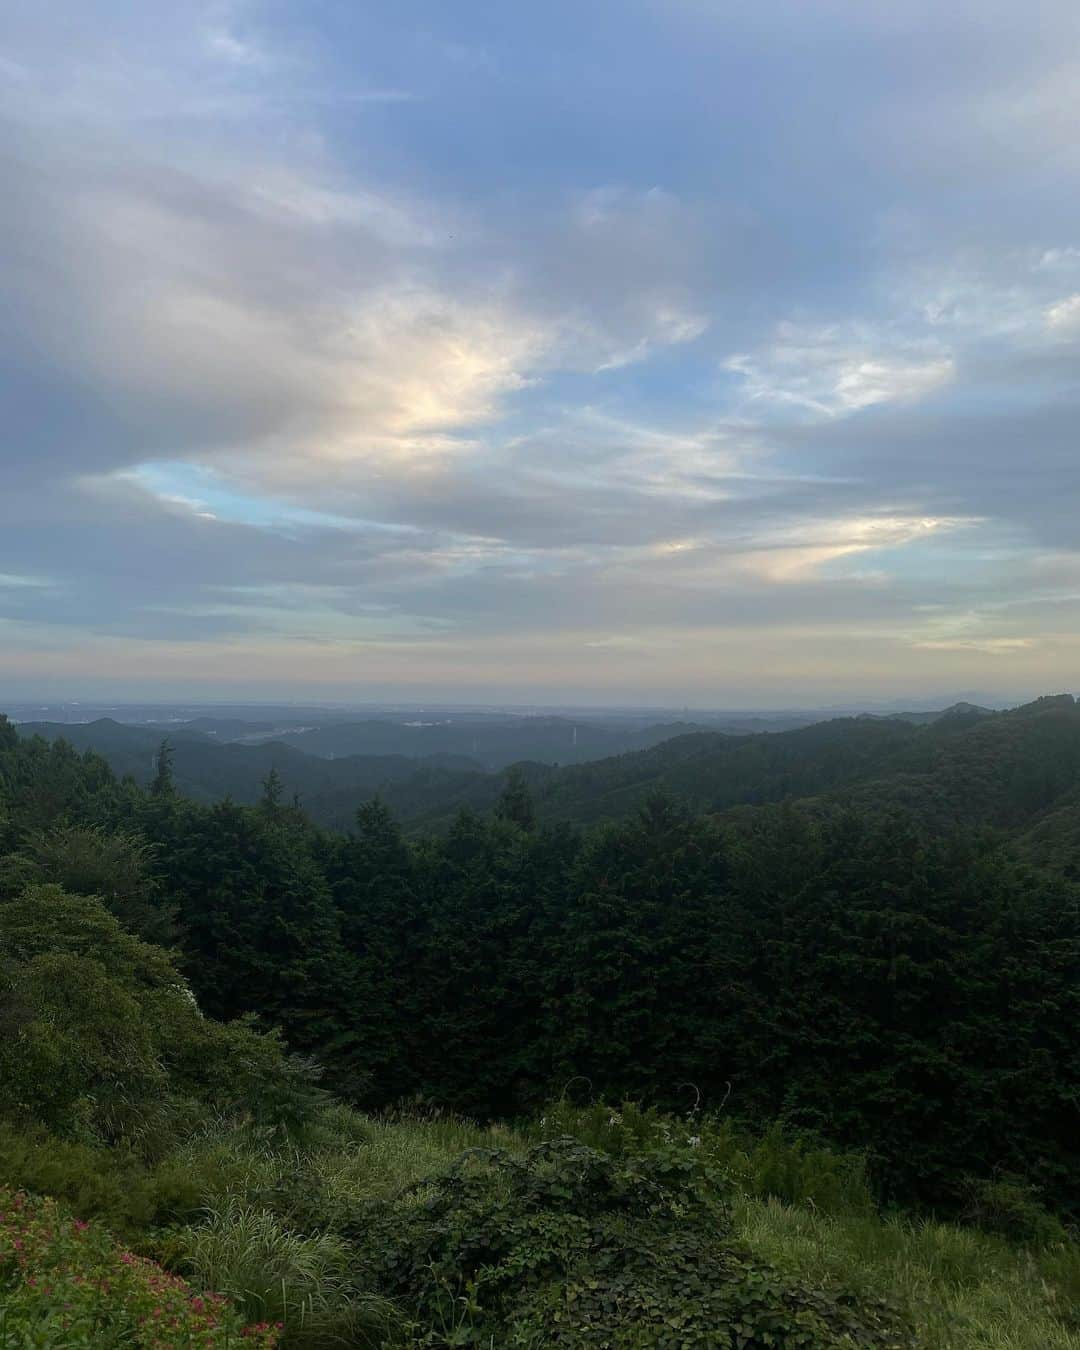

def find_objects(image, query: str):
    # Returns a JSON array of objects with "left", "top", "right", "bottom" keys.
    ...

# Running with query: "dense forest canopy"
[{"left": 3, "top": 697, "right": 1080, "bottom": 1207}]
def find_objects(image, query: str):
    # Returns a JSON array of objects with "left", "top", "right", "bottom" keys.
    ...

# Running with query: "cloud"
[
  {"left": 4, "top": 0, "right": 1080, "bottom": 702},
  {"left": 912, "top": 638, "right": 1035, "bottom": 653},
  {"left": 203, "top": 24, "right": 269, "bottom": 69},
  {"left": 1045, "top": 293, "right": 1080, "bottom": 330},
  {"left": 724, "top": 323, "right": 955, "bottom": 418},
  {"left": 0, "top": 574, "right": 55, "bottom": 590}
]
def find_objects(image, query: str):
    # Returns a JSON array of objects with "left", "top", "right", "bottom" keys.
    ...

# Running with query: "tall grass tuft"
[
  {"left": 735, "top": 1195, "right": 1080, "bottom": 1349},
  {"left": 172, "top": 1198, "right": 400, "bottom": 1347}
]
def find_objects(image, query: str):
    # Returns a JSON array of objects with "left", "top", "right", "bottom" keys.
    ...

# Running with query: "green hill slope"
[
  {"left": 832, "top": 695, "right": 1080, "bottom": 828},
  {"left": 16, "top": 717, "right": 485, "bottom": 813},
  {"left": 481, "top": 695, "right": 1080, "bottom": 837},
  {"left": 14, "top": 696, "right": 1080, "bottom": 846}
]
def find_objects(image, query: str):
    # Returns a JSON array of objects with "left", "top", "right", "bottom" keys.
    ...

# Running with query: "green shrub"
[
  {"left": 365, "top": 1136, "right": 913, "bottom": 1347},
  {"left": 13, "top": 822, "right": 177, "bottom": 944},
  {"left": 0, "top": 1126, "right": 168, "bottom": 1236},
  {"left": 739, "top": 1123, "right": 874, "bottom": 1217},
  {"left": 960, "top": 1175, "right": 1069, "bottom": 1246},
  {"left": 167, "top": 1016, "right": 331, "bottom": 1138},
  {"left": 530, "top": 1098, "right": 674, "bottom": 1157},
  {"left": 0, "top": 1121, "right": 318, "bottom": 1240},
  {"left": 0, "top": 886, "right": 326, "bottom": 1156},
  {"left": 0, "top": 1186, "right": 279, "bottom": 1347},
  {"left": 532, "top": 1101, "right": 875, "bottom": 1216}
]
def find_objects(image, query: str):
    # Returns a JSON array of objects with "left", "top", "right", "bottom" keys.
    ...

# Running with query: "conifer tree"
[
  {"left": 150, "top": 739, "right": 175, "bottom": 798},
  {"left": 260, "top": 766, "right": 284, "bottom": 813},
  {"left": 495, "top": 766, "right": 536, "bottom": 831}
]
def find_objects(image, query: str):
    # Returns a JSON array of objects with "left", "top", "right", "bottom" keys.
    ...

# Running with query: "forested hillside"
[
  {"left": 28, "top": 698, "right": 1080, "bottom": 851},
  {"left": 268, "top": 714, "right": 714, "bottom": 769},
  {"left": 402, "top": 695, "right": 1080, "bottom": 843},
  {"left": 15, "top": 716, "right": 490, "bottom": 818},
  {"left": 1, "top": 707, "right": 1078, "bottom": 1345}
]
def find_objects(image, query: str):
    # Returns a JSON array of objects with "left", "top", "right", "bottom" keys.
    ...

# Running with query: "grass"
[
  {"left": 278, "top": 1109, "right": 1080, "bottom": 1347},
  {"left": 517, "top": 1101, "right": 1080, "bottom": 1347},
  {"left": 174, "top": 1198, "right": 396, "bottom": 1348},
  {"left": 735, "top": 1195, "right": 1080, "bottom": 1349},
  {"left": 148, "top": 1109, "right": 520, "bottom": 1345},
  {"left": 353, "top": 1109, "right": 1079, "bottom": 1349},
  {"left": 303, "top": 1108, "right": 513, "bottom": 1206},
  {"left": 3, "top": 1104, "right": 1078, "bottom": 1347}
]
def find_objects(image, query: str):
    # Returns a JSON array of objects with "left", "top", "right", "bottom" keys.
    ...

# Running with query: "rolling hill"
[
  {"left": 16, "top": 697, "right": 1080, "bottom": 867},
  {"left": 14, "top": 718, "right": 485, "bottom": 813}
]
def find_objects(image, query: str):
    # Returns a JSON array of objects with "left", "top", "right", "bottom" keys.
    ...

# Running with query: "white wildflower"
[{"left": 172, "top": 982, "right": 203, "bottom": 1017}]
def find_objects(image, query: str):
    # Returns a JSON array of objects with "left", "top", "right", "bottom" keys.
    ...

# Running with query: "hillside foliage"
[{"left": 1, "top": 703, "right": 1079, "bottom": 1345}]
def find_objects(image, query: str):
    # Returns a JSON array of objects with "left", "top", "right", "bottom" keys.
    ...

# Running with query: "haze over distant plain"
[{"left": 3, "top": 0, "right": 1080, "bottom": 705}]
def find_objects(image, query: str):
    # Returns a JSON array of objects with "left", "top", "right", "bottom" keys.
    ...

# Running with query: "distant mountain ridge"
[
  {"left": 387, "top": 694, "right": 1080, "bottom": 843},
  {"left": 14, "top": 697, "right": 1080, "bottom": 863},
  {"left": 263, "top": 715, "right": 713, "bottom": 770},
  {"left": 513, "top": 695, "right": 1080, "bottom": 844},
  {"left": 13, "top": 717, "right": 485, "bottom": 812}
]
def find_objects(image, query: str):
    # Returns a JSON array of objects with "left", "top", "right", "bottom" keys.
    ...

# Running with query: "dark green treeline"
[{"left": 2, "top": 717, "right": 1078, "bottom": 1216}]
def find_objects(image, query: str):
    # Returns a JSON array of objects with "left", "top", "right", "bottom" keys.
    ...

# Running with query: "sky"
[{"left": 2, "top": 0, "right": 1080, "bottom": 707}]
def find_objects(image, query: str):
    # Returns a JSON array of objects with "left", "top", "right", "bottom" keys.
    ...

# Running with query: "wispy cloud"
[{"left": 725, "top": 323, "right": 954, "bottom": 419}]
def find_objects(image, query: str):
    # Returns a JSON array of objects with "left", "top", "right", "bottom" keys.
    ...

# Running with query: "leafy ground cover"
[
  {"left": 0, "top": 1187, "right": 279, "bottom": 1347},
  {"left": 362, "top": 1135, "right": 914, "bottom": 1347}
]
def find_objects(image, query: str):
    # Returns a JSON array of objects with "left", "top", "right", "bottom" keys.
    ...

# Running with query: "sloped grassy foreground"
[{"left": 1, "top": 1104, "right": 1077, "bottom": 1347}]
